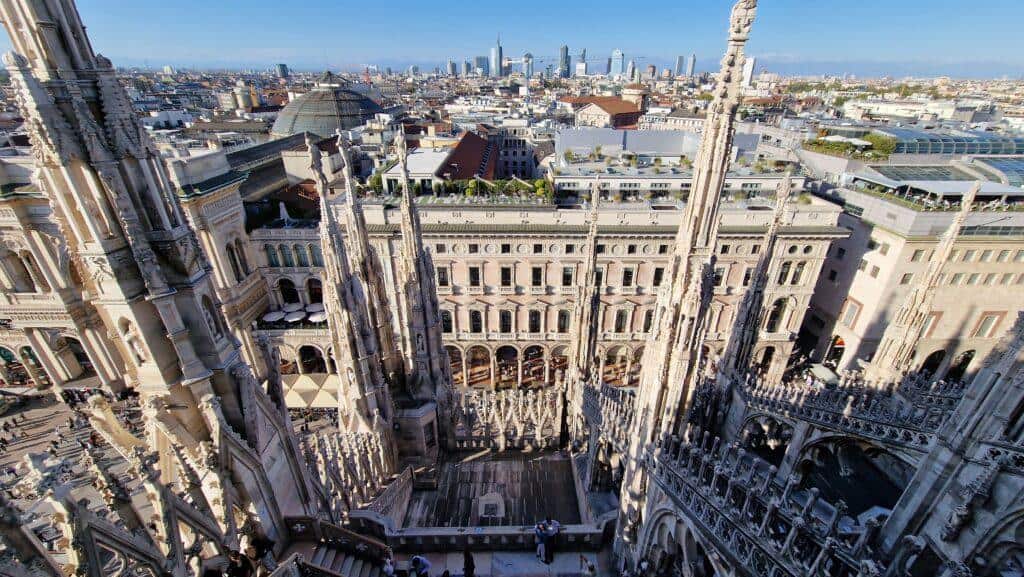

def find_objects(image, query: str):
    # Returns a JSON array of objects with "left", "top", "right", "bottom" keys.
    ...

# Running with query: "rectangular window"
[
  {"left": 867, "top": 239, "right": 879, "bottom": 251},
  {"left": 565, "top": 244, "right": 575, "bottom": 254},
  {"left": 900, "top": 273, "right": 913, "bottom": 285},
  {"left": 470, "top": 311, "right": 483, "bottom": 333},
  {"left": 967, "top": 273, "right": 980, "bottom": 285},
  {"left": 596, "top": 244, "right": 606, "bottom": 254},
  {"left": 533, "top": 243, "right": 542, "bottom": 254},
  {"left": 713, "top": 267, "right": 725, "bottom": 287},
  {"left": 469, "top": 243, "right": 479, "bottom": 254},
  {"left": 501, "top": 243, "right": 511, "bottom": 254},
  {"left": 469, "top": 266, "right": 481, "bottom": 287},
  {"left": 836, "top": 247, "right": 845, "bottom": 260},
  {"left": 658, "top": 244, "right": 669, "bottom": 254},
  {"left": 827, "top": 269, "right": 838, "bottom": 282},
  {"left": 974, "top": 314, "right": 1001, "bottom": 338},
  {"left": 981, "top": 249, "right": 993, "bottom": 262},
  {"left": 501, "top": 266, "right": 513, "bottom": 287},
  {"left": 562, "top": 267, "right": 574, "bottom": 286},
  {"left": 948, "top": 249, "right": 959, "bottom": 262},
  {"left": 1016, "top": 250, "right": 1024, "bottom": 263},
  {"left": 997, "top": 250, "right": 1010, "bottom": 262},
  {"left": 532, "top": 266, "right": 543, "bottom": 287},
  {"left": 858, "top": 259, "right": 867, "bottom": 272},
  {"left": 441, "top": 311, "right": 453, "bottom": 333},
  {"left": 627, "top": 244, "right": 637, "bottom": 254},
  {"left": 984, "top": 273, "right": 997, "bottom": 285},
  {"left": 435, "top": 243, "right": 447, "bottom": 254},
  {"left": 528, "top": 310, "right": 541, "bottom": 333},
  {"left": 720, "top": 244, "right": 731, "bottom": 255},
  {"left": 1001, "top": 273, "right": 1015, "bottom": 285},
  {"left": 910, "top": 249, "right": 924, "bottom": 262},
  {"left": 595, "top": 269, "right": 604, "bottom": 288},
  {"left": 879, "top": 243, "right": 890, "bottom": 256},
  {"left": 499, "top": 311, "right": 513, "bottom": 333},
  {"left": 557, "top": 310, "right": 570, "bottom": 332},
  {"left": 437, "top": 267, "right": 450, "bottom": 287},
  {"left": 921, "top": 312, "right": 939, "bottom": 337},
  {"left": 653, "top": 267, "right": 665, "bottom": 287},
  {"left": 841, "top": 300, "right": 861, "bottom": 328},
  {"left": 622, "top": 268, "right": 634, "bottom": 287},
  {"left": 962, "top": 249, "right": 976, "bottom": 262},
  {"left": 642, "top": 310, "right": 654, "bottom": 333},
  {"left": 950, "top": 272, "right": 964, "bottom": 285},
  {"left": 869, "top": 265, "right": 879, "bottom": 278}
]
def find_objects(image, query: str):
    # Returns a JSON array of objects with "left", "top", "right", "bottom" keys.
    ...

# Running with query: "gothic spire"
[
  {"left": 336, "top": 132, "right": 403, "bottom": 382},
  {"left": 309, "top": 136, "right": 392, "bottom": 432},
  {"left": 392, "top": 131, "right": 452, "bottom": 403},
  {"left": 866, "top": 181, "right": 980, "bottom": 383},
  {"left": 719, "top": 172, "right": 792, "bottom": 376},
  {"left": 635, "top": 0, "right": 757, "bottom": 440}
]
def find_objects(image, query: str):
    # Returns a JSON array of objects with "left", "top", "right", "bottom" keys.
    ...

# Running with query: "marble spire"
[
  {"left": 866, "top": 181, "right": 980, "bottom": 384},
  {"left": 392, "top": 131, "right": 453, "bottom": 405}
]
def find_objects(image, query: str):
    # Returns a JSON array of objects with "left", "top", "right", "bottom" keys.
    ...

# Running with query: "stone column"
[
  {"left": 19, "top": 349, "right": 48, "bottom": 388},
  {"left": 517, "top": 356, "right": 523, "bottom": 388},
  {"left": 776, "top": 420, "right": 812, "bottom": 480},
  {"left": 462, "top": 359, "right": 469, "bottom": 388}
]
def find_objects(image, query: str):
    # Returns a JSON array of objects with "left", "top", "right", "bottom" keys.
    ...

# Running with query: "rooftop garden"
[{"left": 802, "top": 133, "right": 896, "bottom": 161}]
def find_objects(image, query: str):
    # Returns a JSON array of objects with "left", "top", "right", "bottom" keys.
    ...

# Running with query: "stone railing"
[
  {"left": 648, "top": 430, "right": 886, "bottom": 577},
  {"left": 742, "top": 374, "right": 938, "bottom": 451},
  {"left": 363, "top": 467, "right": 413, "bottom": 529},
  {"left": 895, "top": 372, "right": 966, "bottom": 413},
  {"left": 979, "top": 439, "right": 1024, "bottom": 475}
]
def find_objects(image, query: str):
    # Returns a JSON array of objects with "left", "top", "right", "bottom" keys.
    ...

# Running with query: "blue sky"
[{"left": 3, "top": 0, "right": 1023, "bottom": 77}]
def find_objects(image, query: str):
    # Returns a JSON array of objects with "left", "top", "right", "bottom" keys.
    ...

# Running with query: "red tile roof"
[{"left": 437, "top": 132, "right": 496, "bottom": 181}]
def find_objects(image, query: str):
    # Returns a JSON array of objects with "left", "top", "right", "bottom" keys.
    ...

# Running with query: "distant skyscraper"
[
  {"left": 523, "top": 53, "right": 534, "bottom": 78},
  {"left": 686, "top": 53, "right": 696, "bottom": 77},
  {"left": 462, "top": 60, "right": 471, "bottom": 77},
  {"left": 742, "top": 56, "right": 756, "bottom": 86},
  {"left": 490, "top": 36, "right": 503, "bottom": 78},
  {"left": 474, "top": 55, "right": 489, "bottom": 76},
  {"left": 606, "top": 57, "right": 611, "bottom": 75},
  {"left": 610, "top": 49, "right": 624, "bottom": 78},
  {"left": 446, "top": 59, "right": 457, "bottom": 77},
  {"left": 645, "top": 64, "right": 656, "bottom": 79},
  {"left": 275, "top": 63, "right": 290, "bottom": 78},
  {"left": 558, "top": 45, "right": 570, "bottom": 78},
  {"left": 674, "top": 55, "right": 685, "bottom": 77},
  {"left": 626, "top": 59, "right": 636, "bottom": 81},
  {"left": 575, "top": 61, "right": 587, "bottom": 77}
]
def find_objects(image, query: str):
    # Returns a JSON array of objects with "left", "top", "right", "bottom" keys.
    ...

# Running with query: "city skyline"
[{"left": 2, "top": 0, "right": 1024, "bottom": 78}]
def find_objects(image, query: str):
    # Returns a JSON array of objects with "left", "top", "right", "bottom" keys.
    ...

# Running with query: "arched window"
[
  {"left": 642, "top": 309, "right": 654, "bottom": 332},
  {"left": 264, "top": 244, "right": 280, "bottom": 267},
  {"left": 776, "top": 262, "right": 791, "bottom": 285},
  {"left": 470, "top": 310, "right": 483, "bottom": 333},
  {"left": 307, "top": 278, "right": 323, "bottom": 304},
  {"left": 765, "top": 299, "right": 787, "bottom": 333},
  {"left": 499, "top": 310, "right": 513, "bottom": 333},
  {"left": 234, "top": 240, "right": 250, "bottom": 274},
  {"left": 309, "top": 244, "right": 324, "bottom": 267},
  {"left": 557, "top": 310, "right": 570, "bottom": 333},
  {"left": 226, "top": 243, "right": 244, "bottom": 282},
  {"left": 294, "top": 244, "right": 309, "bottom": 267},
  {"left": 280, "top": 244, "right": 295, "bottom": 267},
  {"left": 528, "top": 310, "right": 541, "bottom": 333},
  {"left": 441, "top": 310, "right": 453, "bottom": 333},
  {"left": 614, "top": 310, "right": 629, "bottom": 333},
  {"left": 1, "top": 250, "right": 36, "bottom": 292},
  {"left": 278, "top": 279, "right": 300, "bottom": 304}
]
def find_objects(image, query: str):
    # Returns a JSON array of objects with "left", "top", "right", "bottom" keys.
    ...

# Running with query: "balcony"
[{"left": 530, "top": 286, "right": 548, "bottom": 295}]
